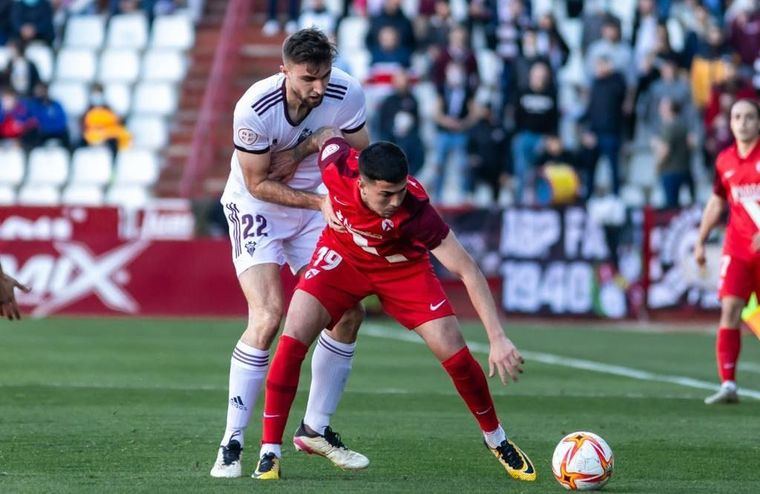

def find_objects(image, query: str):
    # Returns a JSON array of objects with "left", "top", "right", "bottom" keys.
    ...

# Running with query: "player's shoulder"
[
  {"left": 326, "top": 67, "right": 363, "bottom": 98},
  {"left": 403, "top": 176, "right": 433, "bottom": 210},
  {"left": 715, "top": 144, "right": 737, "bottom": 168},
  {"left": 235, "top": 73, "right": 285, "bottom": 119}
]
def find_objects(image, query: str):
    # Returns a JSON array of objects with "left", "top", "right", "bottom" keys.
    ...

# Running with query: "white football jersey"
[{"left": 226, "top": 66, "right": 366, "bottom": 203}]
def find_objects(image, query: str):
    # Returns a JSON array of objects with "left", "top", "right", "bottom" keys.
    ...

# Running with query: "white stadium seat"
[
  {"left": 98, "top": 49, "right": 140, "bottom": 84},
  {"left": 142, "top": 50, "right": 186, "bottom": 82},
  {"left": 150, "top": 13, "right": 195, "bottom": 50},
  {"left": 113, "top": 149, "right": 159, "bottom": 186},
  {"left": 127, "top": 116, "right": 169, "bottom": 150},
  {"left": 106, "top": 184, "right": 150, "bottom": 208},
  {"left": 0, "top": 147, "right": 25, "bottom": 187},
  {"left": 26, "top": 147, "right": 70, "bottom": 186},
  {"left": 0, "top": 187, "right": 15, "bottom": 205},
  {"left": 337, "top": 16, "right": 368, "bottom": 53},
  {"left": 25, "top": 43, "right": 54, "bottom": 82},
  {"left": 104, "top": 82, "right": 131, "bottom": 116},
  {"left": 64, "top": 15, "right": 106, "bottom": 49},
  {"left": 17, "top": 185, "right": 60, "bottom": 206},
  {"left": 132, "top": 82, "right": 177, "bottom": 116},
  {"left": 49, "top": 81, "right": 89, "bottom": 118},
  {"left": 107, "top": 13, "right": 149, "bottom": 49},
  {"left": 61, "top": 184, "right": 105, "bottom": 206},
  {"left": 70, "top": 147, "right": 113, "bottom": 186},
  {"left": 55, "top": 48, "right": 97, "bottom": 82}
]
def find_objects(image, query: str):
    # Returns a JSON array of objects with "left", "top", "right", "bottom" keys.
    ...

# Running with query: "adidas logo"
[{"left": 230, "top": 396, "right": 247, "bottom": 410}]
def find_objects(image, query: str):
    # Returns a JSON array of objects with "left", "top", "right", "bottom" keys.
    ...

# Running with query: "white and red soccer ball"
[{"left": 552, "top": 431, "right": 614, "bottom": 490}]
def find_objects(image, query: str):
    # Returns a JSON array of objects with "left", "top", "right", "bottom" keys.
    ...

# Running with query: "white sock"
[
  {"left": 722, "top": 380, "right": 737, "bottom": 391},
  {"left": 220, "top": 340, "right": 269, "bottom": 448},
  {"left": 303, "top": 331, "right": 355, "bottom": 434},
  {"left": 260, "top": 443, "right": 282, "bottom": 459},
  {"left": 483, "top": 424, "right": 507, "bottom": 449}
]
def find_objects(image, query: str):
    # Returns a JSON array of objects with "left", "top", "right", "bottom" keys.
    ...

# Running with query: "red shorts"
[
  {"left": 297, "top": 245, "right": 455, "bottom": 330},
  {"left": 718, "top": 254, "right": 760, "bottom": 300}
]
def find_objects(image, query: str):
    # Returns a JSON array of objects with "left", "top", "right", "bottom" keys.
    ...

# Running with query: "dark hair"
[
  {"left": 282, "top": 28, "right": 336, "bottom": 68},
  {"left": 359, "top": 142, "right": 409, "bottom": 183},
  {"left": 731, "top": 98, "right": 760, "bottom": 118}
]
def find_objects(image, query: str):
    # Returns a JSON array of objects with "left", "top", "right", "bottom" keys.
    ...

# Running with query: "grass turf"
[{"left": 0, "top": 317, "right": 759, "bottom": 493}]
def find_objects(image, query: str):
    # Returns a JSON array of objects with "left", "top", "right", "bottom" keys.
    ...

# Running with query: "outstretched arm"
[{"left": 431, "top": 231, "right": 523, "bottom": 384}]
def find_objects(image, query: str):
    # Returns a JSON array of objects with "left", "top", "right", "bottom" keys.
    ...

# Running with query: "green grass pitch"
[{"left": 1, "top": 317, "right": 759, "bottom": 493}]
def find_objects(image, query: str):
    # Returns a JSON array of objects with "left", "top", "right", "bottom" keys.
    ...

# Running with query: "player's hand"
[
  {"left": 268, "top": 150, "right": 299, "bottom": 182},
  {"left": 487, "top": 333, "right": 524, "bottom": 385},
  {"left": 320, "top": 195, "right": 345, "bottom": 232},
  {"left": 0, "top": 273, "right": 31, "bottom": 321},
  {"left": 694, "top": 241, "right": 706, "bottom": 267}
]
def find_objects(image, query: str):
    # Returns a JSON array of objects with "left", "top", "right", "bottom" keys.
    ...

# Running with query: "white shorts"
[{"left": 221, "top": 191, "right": 325, "bottom": 277}]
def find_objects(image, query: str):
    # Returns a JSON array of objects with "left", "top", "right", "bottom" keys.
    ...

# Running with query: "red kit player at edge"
[
  {"left": 251, "top": 127, "right": 536, "bottom": 482},
  {"left": 695, "top": 99, "right": 760, "bottom": 404}
]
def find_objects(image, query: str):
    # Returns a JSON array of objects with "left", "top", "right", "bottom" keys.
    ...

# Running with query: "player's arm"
[
  {"left": 0, "top": 262, "right": 31, "bottom": 321},
  {"left": 431, "top": 231, "right": 524, "bottom": 384},
  {"left": 694, "top": 193, "right": 726, "bottom": 266}
]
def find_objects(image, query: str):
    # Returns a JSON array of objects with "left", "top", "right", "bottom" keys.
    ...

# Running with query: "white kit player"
[{"left": 211, "top": 28, "right": 371, "bottom": 478}]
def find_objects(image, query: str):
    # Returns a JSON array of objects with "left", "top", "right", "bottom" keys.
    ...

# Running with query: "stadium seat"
[
  {"left": 150, "top": 13, "right": 195, "bottom": 50},
  {"left": 0, "top": 187, "right": 15, "bottom": 205},
  {"left": 64, "top": 15, "right": 106, "bottom": 49},
  {"left": 0, "top": 147, "right": 25, "bottom": 204},
  {"left": 104, "top": 82, "right": 131, "bottom": 116},
  {"left": 49, "top": 81, "right": 89, "bottom": 118},
  {"left": 17, "top": 185, "right": 60, "bottom": 206},
  {"left": 347, "top": 49, "right": 370, "bottom": 83},
  {"left": 113, "top": 149, "right": 159, "bottom": 186},
  {"left": 61, "top": 184, "right": 105, "bottom": 206},
  {"left": 69, "top": 147, "right": 113, "bottom": 186},
  {"left": 0, "top": 46, "right": 9, "bottom": 71},
  {"left": 127, "top": 116, "right": 169, "bottom": 150},
  {"left": 106, "top": 184, "right": 150, "bottom": 208},
  {"left": 141, "top": 50, "right": 186, "bottom": 82},
  {"left": 131, "top": 82, "right": 177, "bottom": 116},
  {"left": 107, "top": 12, "right": 149, "bottom": 49},
  {"left": 26, "top": 147, "right": 69, "bottom": 186},
  {"left": 25, "top": 43, "right": 54, "bottom": 83},
  {"left": 337, "top": 17, "right": 368, "bottom": 53},
  {"left": 55, "top": 48, "right": 97, "bottom": 82},
  {"left": 98, "top": 49, "right": 141, "bottom": 84}
]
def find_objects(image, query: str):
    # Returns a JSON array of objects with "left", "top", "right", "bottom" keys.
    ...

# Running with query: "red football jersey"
[
  {"left": 713, "top": 139, "right": 760, "bottom": 259},
  {"left": 316, "top": 137, "right": 450, "bottom": 270}
]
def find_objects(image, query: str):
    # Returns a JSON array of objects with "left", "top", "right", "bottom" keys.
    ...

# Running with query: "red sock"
[
  {"left": 261, "top": 335, "right": 308, "bottom": 445},
  {"left": 716, "top": 327, "right": 741, "bottom": 383},
  {"left": 442, "top": 346, "right": 500, "bottom": 432}
]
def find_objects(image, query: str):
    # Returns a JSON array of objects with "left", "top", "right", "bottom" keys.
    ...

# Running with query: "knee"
[{"left": 243, "top": 306, "right": 283, "bottom": 349}]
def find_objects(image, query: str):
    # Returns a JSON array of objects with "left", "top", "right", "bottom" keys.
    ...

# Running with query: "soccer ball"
[{"left": 552, "top": 431, "right": 614, "bottom": 490}]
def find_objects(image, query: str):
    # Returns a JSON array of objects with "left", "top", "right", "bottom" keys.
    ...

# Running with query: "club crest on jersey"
[
  {"left": 297, "top": 128, "right": 313, "bottom": 144},
  {"left": 322, "top": 143, "right": 340, "bottom": 161},
  {"left": 381, "top": 219, "right": 395, "bottom": 231},
  {"left": 238, "top": 128, "right": 258, "bottom": 145},
  {"left": 245, "top": 240, "right": 257, "bottom": 256}
]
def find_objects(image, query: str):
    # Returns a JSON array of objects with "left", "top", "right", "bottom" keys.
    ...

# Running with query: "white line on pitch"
[{"left": 362, "top": 325, "right": 760, "bottom": 401}]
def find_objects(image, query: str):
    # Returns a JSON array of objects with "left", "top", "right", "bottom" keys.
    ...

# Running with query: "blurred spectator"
[
  {"left": 641, "top": 54, "right": 695, "bottom": 133},
  {"left": 299, "top": 0, "right": 336, "bottom": 37},
  {"left": 0, "top": 0, "right": 13, "bottom": 45},
  {"left": 81, "top": 84, "right": 131, "bottom": 156},
  {"left": 263, "top": 0, "right": 300, "bottom": 36},
  {"left": 366, "top": 0, "right": 416, "bottom": 56},
  {"left": 0, "top": 40, "right": 41, "bottom": 97},
  {"left": 727, "top": 4, "right": 760, "bottom": 69},
  {"left": 490, "top": 0, "right": 531, "bottom": 107},
  {"left": 431, "top": 25, "right": 479, "bottom": 94},
  {"left": 535, "top": 12, "right": 570, "bottom": 74},
  {"left": 420, "top": 0, "right": 455, "bottom": 59},
  {"left": 690, "top": 24, "right": 732, "bottom": 109},
  {"left": 678, "top": 1, "right": 713, "bottom": 68},
  {"left": 467, "top": 104, "right": 510, "bottom": 201},
  {"left": 704, "top": 59, "right": 755, "bottom": 130},
  {"left": 512, "top": 61, "right": 558, "bottom": 204},
  {"left": 535, "top": 134, "right": 579, "bottom": 172},
  {"left": 581, "top": 0, "right": 617, "bottom": 54},
  {"left": 0, "top": 88, "right": 37, "bottom": 150},
  {"left": 431, "top": 63, "right": 480, "bottom": 202},
  {"left": 26, "top": 82, "right": 69, "bottom": 148},
  {"left": 377, "top": 71, "right": 425, "bottom": 175},
  {"left": 632, "top": 0, "right": 660, "bottom": 76},
  {"left": 579, "top": 55, "right": 627, "bottom": 199},
  {"left": 586, "top": 16, "right": 635, "bottom": 88},
  {"left": 652, "top": 98, "right": 693, "bottom": 208},
  {"left": 369, "top": 25, "right": 412, "bottom": 69},
  {"left": 10, "top": 0, "right": 55, "bottom": 45},
  {"left": 513, "top": 28, "right": 552, "bottom": 92}
]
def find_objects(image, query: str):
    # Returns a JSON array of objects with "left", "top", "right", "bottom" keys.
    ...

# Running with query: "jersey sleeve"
[
  {"left": 713, "top": 155, "right": 727, "bottom": 199},
  {"left": 333, "top": 76, "right": 367, "bottom": 134},
  {"left": 404, "top": 203, "right": 451, "bottom": 251},
  {"left": 317, "top": 136, "right": 352, "bottom": 172},
  {"left": 232, "top": 101, "right": 270, "bottom": 154}
]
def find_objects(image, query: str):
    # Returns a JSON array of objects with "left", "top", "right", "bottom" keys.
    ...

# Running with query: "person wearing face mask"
[
  {"left": 0, "top": 39, "right": 41, "bottom": 97},
  {"left": 0, "top": 88, "right": 37, "bottom": 150},
  {"left": 81, "top": 84, "right": 132, "bottom": 156},
  {"left": 27, "top": 82, "right": 70, "bottom": 149},
  {"left": 10, "top": 0, "right": 55, "bottom": 45}
]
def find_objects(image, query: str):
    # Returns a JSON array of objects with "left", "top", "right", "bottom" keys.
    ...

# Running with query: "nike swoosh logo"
[
  {"left": 333, "top": 196, "right": 349, "bottom": 206},
  {"left": 430, "top": 300, "right": 446, "bottom": 311},
  {"left": 475, "top": 407, "right": 492, "bottom": 415}
]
